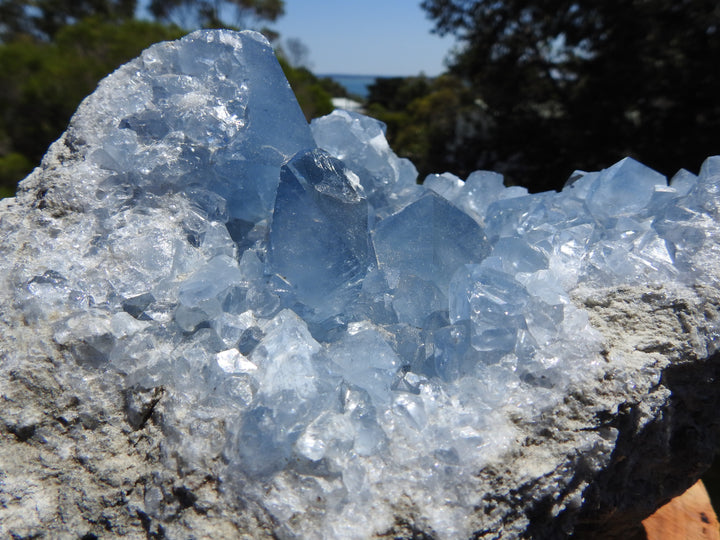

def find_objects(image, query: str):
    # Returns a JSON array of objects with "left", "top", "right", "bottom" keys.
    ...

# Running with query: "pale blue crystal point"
[
  {"left": 372, "top": 192, "right": 490, "bottom": 294},
  {"left": 268, "top": 149, "right": 372, "bottom": 317}
]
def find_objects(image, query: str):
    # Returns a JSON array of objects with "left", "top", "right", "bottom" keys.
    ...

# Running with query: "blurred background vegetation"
[
  {"left": 0, "top": 0, "right": 340, "bottom": 196},
  {"left": 376, "top": 0, "right": 720, "bottom": 192}
]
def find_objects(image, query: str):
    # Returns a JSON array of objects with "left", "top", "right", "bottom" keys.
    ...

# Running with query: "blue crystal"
[
  {"left": 372, "top": 192, "right": 490, "bottom": 294},
  {"left": 97, "top": 30, "right": 315, "bottom": 223},
  {"left": 267, "top": 149, "right": 372, "bottom": 318},
  {"left": 584, "top": 157, "right": 666, "bottom": 222},
  {"left": 8, "top": 28, "right": 720, "bottom": 538},
  {"left": 490, "top": 237, "right": 549, "bottom": 274},
  {"left": 449, "top": 265, "right": 533, "bottom": 359},
  {"left": 310, "top": 110, "right": 419, "bottom": 218},
  {"left": 121, "top": 292, "right": 155, "bottom": 320},
  {"left": 423, "top": 320, "right": 474, "bottom": 381}
]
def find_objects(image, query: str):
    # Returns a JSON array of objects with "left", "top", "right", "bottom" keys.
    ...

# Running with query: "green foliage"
[
  {"left": 316, "top": 76, "right": 347, "bottom": 100},
  {"left": 149, "top": 0, "right": 284, "bottom": 30},
  {"left": 0, "top": 0, "right": 137, "bottom": 41},
  {"left": 0, "top": 19, "right": 184, "bottom": 196},
  {"left": 421, "top": 0, "right": 720, "bottom": 191},
  {"left": 367, "top": 77, "right": 431, "bottom": 112},
  {"left": 366, "top": 74, "right": 484, "bottom": 180},
  {"left": 277, "top": 56, "right": 334, "bottom": 121},
  {"left": 0, "top": 152, "right": 32, "bottom": 196}
]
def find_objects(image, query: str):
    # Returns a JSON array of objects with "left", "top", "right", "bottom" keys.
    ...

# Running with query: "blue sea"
[{"left": 320, "top": 74, "right": 387, "bottom": 99}]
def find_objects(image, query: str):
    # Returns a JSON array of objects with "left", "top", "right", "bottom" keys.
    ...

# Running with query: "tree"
[
  {"left": 0, "top": 0, "right": 137, "bottom": 40},
  {"left": 366, "top": 75, "right": 486, "bottom": 180},
  {"left": 148, "top": 0, "right": 284, "bottom": 30},
  {"left": 421, "top": 0, "right": 720, "bottom": 191},
  {"left": 0, "top": 19, "right": 184, "bottom": 194},
  {"left": 282, "top": 37, "right": 311, "bottom": 69}
]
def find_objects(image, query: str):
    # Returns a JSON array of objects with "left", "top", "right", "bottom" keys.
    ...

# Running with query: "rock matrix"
[{"left": 1, "top": 30, "right": 719, "bottom": 539}]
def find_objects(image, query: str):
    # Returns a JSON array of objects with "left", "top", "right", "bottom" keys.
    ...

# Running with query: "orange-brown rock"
[{"left": 643, "top": 480, "right": 720, "bottom": 540}]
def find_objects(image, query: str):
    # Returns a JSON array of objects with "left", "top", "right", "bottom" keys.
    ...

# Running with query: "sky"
[{"left": 272, "top": 1, "right": 457, "bottom": 76}]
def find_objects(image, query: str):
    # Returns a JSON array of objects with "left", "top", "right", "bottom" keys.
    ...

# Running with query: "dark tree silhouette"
[
  {"left": 0, "top": 0, "right": 137, "bottom": 40},
  {"left": 148, "top": 0, "right": 283, "bottom": 29},
  {"left": 421, "top": 0, "right": 720, "bottom": 191}
]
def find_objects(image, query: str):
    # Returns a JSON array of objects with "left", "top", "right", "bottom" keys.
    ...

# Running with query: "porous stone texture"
[
  {"left": 570, "top": 284, "right": 720, "bottom": 539},
  {"left": 0, "top": 311, "right": 274, "bottom": 539},
  {"left": 1, "top": 29, "right": 720, "bottom": 539}
]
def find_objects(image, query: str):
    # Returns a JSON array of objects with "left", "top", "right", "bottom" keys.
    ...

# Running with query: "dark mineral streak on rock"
[{"left": 568, "top": 286, "right": 720, "bottom": 539}]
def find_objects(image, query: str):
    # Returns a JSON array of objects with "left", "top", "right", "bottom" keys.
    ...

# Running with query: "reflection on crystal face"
[
  {"left": 372, "top": 191, "right": 490, "bottom": 293},
  {"left": 268, "top": 149, "right": 372, "bottom": 319}
]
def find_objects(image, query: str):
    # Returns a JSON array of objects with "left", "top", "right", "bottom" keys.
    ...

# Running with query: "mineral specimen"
[{"left": 1, "top": 29, "right": 719, "bottom": 539}]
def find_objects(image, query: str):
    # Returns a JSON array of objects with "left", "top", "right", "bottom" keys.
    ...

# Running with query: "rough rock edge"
[
  {"left": 0, "top": 330, "right": 276, "bottom": 539},
  {"left": 15, "top": 131, "right": 91, "bottom": 216},
  {"left": 569, "top": 283, "right": 720, "bottom": 539},
  {"left": 380, "top": 282, "right": 720, "bottom": 539},
  {"left": 2, "top": 261, "right": 719, "bottom": 539}
]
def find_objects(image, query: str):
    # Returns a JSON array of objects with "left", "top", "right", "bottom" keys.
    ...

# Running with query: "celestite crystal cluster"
[{"left": 3, "top": 29, "right": 720, "bottom": 538}]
